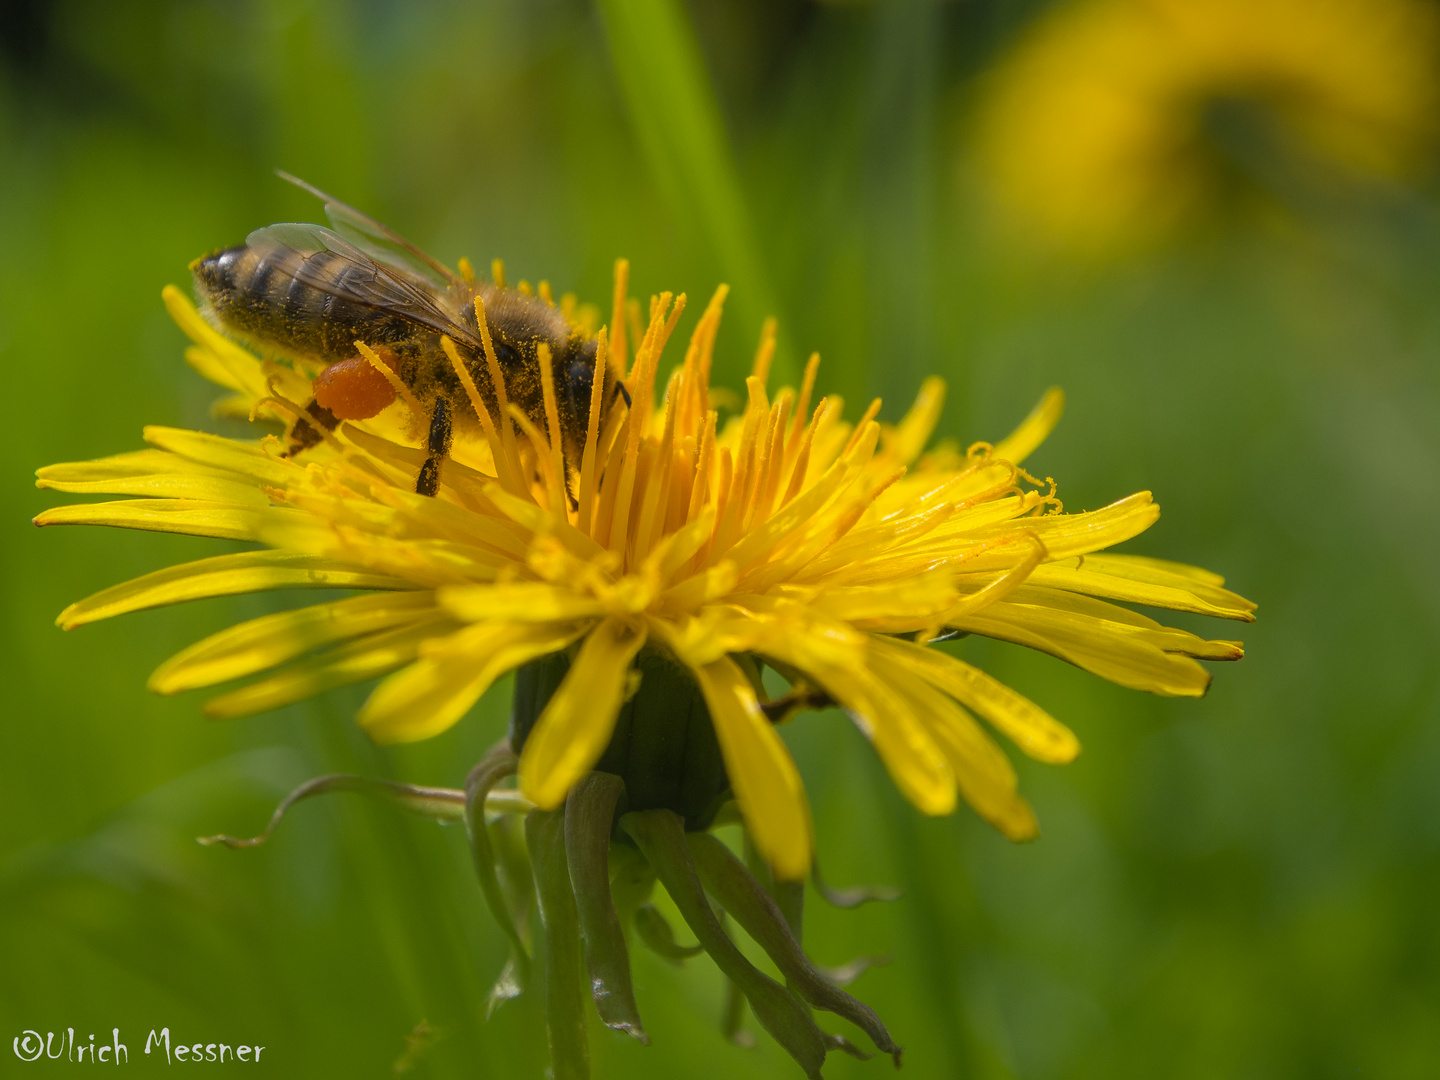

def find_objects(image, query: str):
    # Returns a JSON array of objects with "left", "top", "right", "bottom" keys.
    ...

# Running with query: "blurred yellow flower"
[
  {"left": 36, "top": 266, "right": 1251, "bottom": 881},
  {"left": 975, "top": 0, "right": 1440, "bottom": 255}
]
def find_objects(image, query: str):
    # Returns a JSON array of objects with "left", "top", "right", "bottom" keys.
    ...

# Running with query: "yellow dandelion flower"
[
  {"left": 976, "top": 0, "right": 1440, "bottom": 255},
  {"left": 36, "top": 261, "right": 1252, "bottom": 885}
]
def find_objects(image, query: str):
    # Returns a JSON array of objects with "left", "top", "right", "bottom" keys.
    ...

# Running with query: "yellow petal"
[
  {"left": 954, "top": 599, "right": 1214, "bottom": 696},
  {"left": 143, "top": 427, "right": 300, "bottom": 487},
  {"left": 760, "top": 632, "right": 956, "bottom": 815},
  {"left": 1005, "top": 584, "right": 1246, "bottom": 659},
  {"left": 1038, "top": 553, "right": 1255, "bottom": 618},
  {"left": 992, "top": 387, "right": 1064, "bottom": 465},
  {"left": 659, "top": 561, "right": 738, "bottom": 613},
  {"left": 55, "top": 551, "right": 410, "bottom": 630},
  {"left": 883, "top": 377, "right": 947, "bottom": 465},
  {"left": 721, "top": 449, "right": 856, "bottom": 574},
  {"left": 869, "top": 635, "right": 1080, "bottom": 764},
  {"left": 163, "top": 285, "right": 270, "bottom": 399},
  {"left": 1026, "top": 562, "right": 1253, "bottom": 621},
  {"left": 969, "top": 491, "right": 1159, "bottom": 561},
  {"left": 183, "top": 344, "right": 252, "bottom": 396},
  {"left": 881, "top": 664, "right": 1037, "bottom": 839},
  {"left": 1087, "top": 551, "right": 1227, "bottom": 587},
  {"left": 517, "top": 617, "right": 647, "bottom": 807},
  {"left": 361, "top": 620, "right": 585, "bottom": 744},
  {"left": 37, "top": 448, "right": 237, "bottom": 485},
  {"left": 439, "top": 582, "right": 608, "bottom": 623},
  {"left": 810, "top": 571, "right": 959, "bottom": 624},
  {"left": 648, "top": 610, "right": 766, "bottom": 667},
  {"left": 691, "top": 655, "right": 813, "bottom": 880},
  {"left": 37, "top": 470, "right": 273, "bottom": 505},
  {"left": 151, "top": 591, "right": 439, "bottom": 693},
  {"left": 203, "top": 618, "right": 453, "bottom": 720},
  {"left": 35, "top": 499, "right": 272, "bottom": 541}
]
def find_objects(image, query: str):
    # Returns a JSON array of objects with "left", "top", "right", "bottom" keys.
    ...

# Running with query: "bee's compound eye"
[{"left": 314, "top": 356, "right": 398, "bottom": 420}]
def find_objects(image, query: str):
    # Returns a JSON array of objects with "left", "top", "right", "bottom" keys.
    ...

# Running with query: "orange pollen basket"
[{"left": 313, "top": 354, "right": 398, "bottom": 420}]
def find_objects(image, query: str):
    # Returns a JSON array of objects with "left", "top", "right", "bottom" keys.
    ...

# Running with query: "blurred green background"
[{"left": 3, "top": 0, "right": 1439, "bottom": 1076}]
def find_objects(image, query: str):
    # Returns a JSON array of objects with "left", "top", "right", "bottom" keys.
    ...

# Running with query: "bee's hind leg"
[
  {"left": 283, "top": 398, "right": 339, "bottom": 458},
  {"left": 416, "top": 397, "right": 453, "bottom": 497}
]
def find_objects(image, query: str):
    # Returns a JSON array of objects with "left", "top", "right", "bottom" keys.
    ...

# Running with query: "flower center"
[{"left": 510, "top": 646, "right": 732, "bottom": 830}]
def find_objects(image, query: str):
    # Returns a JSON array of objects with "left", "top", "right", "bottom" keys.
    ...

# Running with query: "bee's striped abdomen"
[{"left": 192, "top": 245, "right": 419, "bottom": 367}]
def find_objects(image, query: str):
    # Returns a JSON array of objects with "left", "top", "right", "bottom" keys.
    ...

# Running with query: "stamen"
[
  {"left": 698, "top": 446, "right": 734, "bottom": 567},
  {"left": 844, "top": 398, "right": 883, "bottom": 455},
  {"left": 354, "top": 341, "right": 423, "bottom": 416},
  {"left": 576, "top": 328, "right": 609, "bottom": 538},
  {"left": 827, "top": 466, "right": 905, "bottom": 547},
  {"left": 708, "top": 441, "right": 755, "bottom": 562},
  {"left": 245, "top": 395, "right": 292, "bottom": 430},
  {"left": 780, "top": 399, "right": 826, "bottom": 507},
  {"left": 611, "top": 295, "right": 684, "bottom": 559},
  {"left": 490, "top": 258, "right": 506, "bottom": 288},
  {"left": 681, "top": 286, "right": 727, "bottom": 430},
  {"left": 757, "top": 395, "right": 793, "bottom": 522},
  {"left": 622, "top": 446, "right": 659, "bottom": 567},
  {"left": 538, "top": 280, "right": 554, "bottom": 306},
  {"left": 633, "top": 381, "right": 678, "bottom": 562},
  {"left": 665, "top": 438, "right": 695, "bottom": 534},
  {"left": 590, "top": 411, "right": 630, "bottom": 552},
  {"left": 457, "top": 256, "right": 477, "bottom": 285},
  {"left": 685, "top": 414, "right": 717, "bottom": 525},
  {"left": 626, "top": 298, "right": 644, "bottom": 372},
  {"left": 610, "top": 258, "right": 630, "bottom": 379},
  {"left": 473, "top": 295, "right": 528, "bottom": 492},
  {"left": 508, "top": 404, "right": 564, "bottom": 513},
  {"left": 744, "top": 402, "right": 783, "bottom": 531},
  {"left": 440, "top": 336, "right": 523, "bottom": 497},
  {"left": 943, "top": 533, "right": 1047, "bottom": 620},
  {"left": 625, "top": 292, "right": 669, "bottom": 427},
  {"left": 535, "top": 343, "right": 568, "bottom": 512},
  {"left": 750, "top": 317, "right": 777, "bottom": 389},
  {"left": 790, "top": 352, "right": 820, "bottom": 448}
]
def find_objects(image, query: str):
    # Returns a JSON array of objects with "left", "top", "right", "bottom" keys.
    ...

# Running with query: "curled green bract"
[{"left": 206, "top": 758, "right": 901, "bottom": 1078}]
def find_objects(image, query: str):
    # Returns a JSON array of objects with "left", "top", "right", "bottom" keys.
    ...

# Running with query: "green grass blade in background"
[{"left": 595, "top": 0, "right": 784, "bottom": 384}]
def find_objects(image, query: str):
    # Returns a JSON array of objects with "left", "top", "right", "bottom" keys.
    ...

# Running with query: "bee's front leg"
[
  {"left": 416, "top": 397, "right": 453, "bottom": 497},
  {"left": 283, "top": 398, "right": 339, "bottom": 458}
]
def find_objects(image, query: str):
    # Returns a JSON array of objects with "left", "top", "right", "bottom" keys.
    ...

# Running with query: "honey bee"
[{"left": 191, "top": 173, "right": 625, "bottom": 497}]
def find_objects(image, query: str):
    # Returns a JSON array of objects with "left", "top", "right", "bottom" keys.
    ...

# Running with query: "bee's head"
[{"left": 561, "top": 339, "right": 632, "bottom": 427}]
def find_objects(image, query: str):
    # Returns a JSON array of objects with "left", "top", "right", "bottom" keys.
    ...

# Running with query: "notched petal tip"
[{"left": 999, "top": 803, "right": 1041, "bottom": 842}]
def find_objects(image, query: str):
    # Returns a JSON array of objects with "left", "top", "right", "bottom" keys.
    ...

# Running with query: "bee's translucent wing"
[
  {"left": 246, "top": 223, "right": 484, "bottom": 350},
  {"left": 276, "top": 171, "right": 462, "bottom": 291}
]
